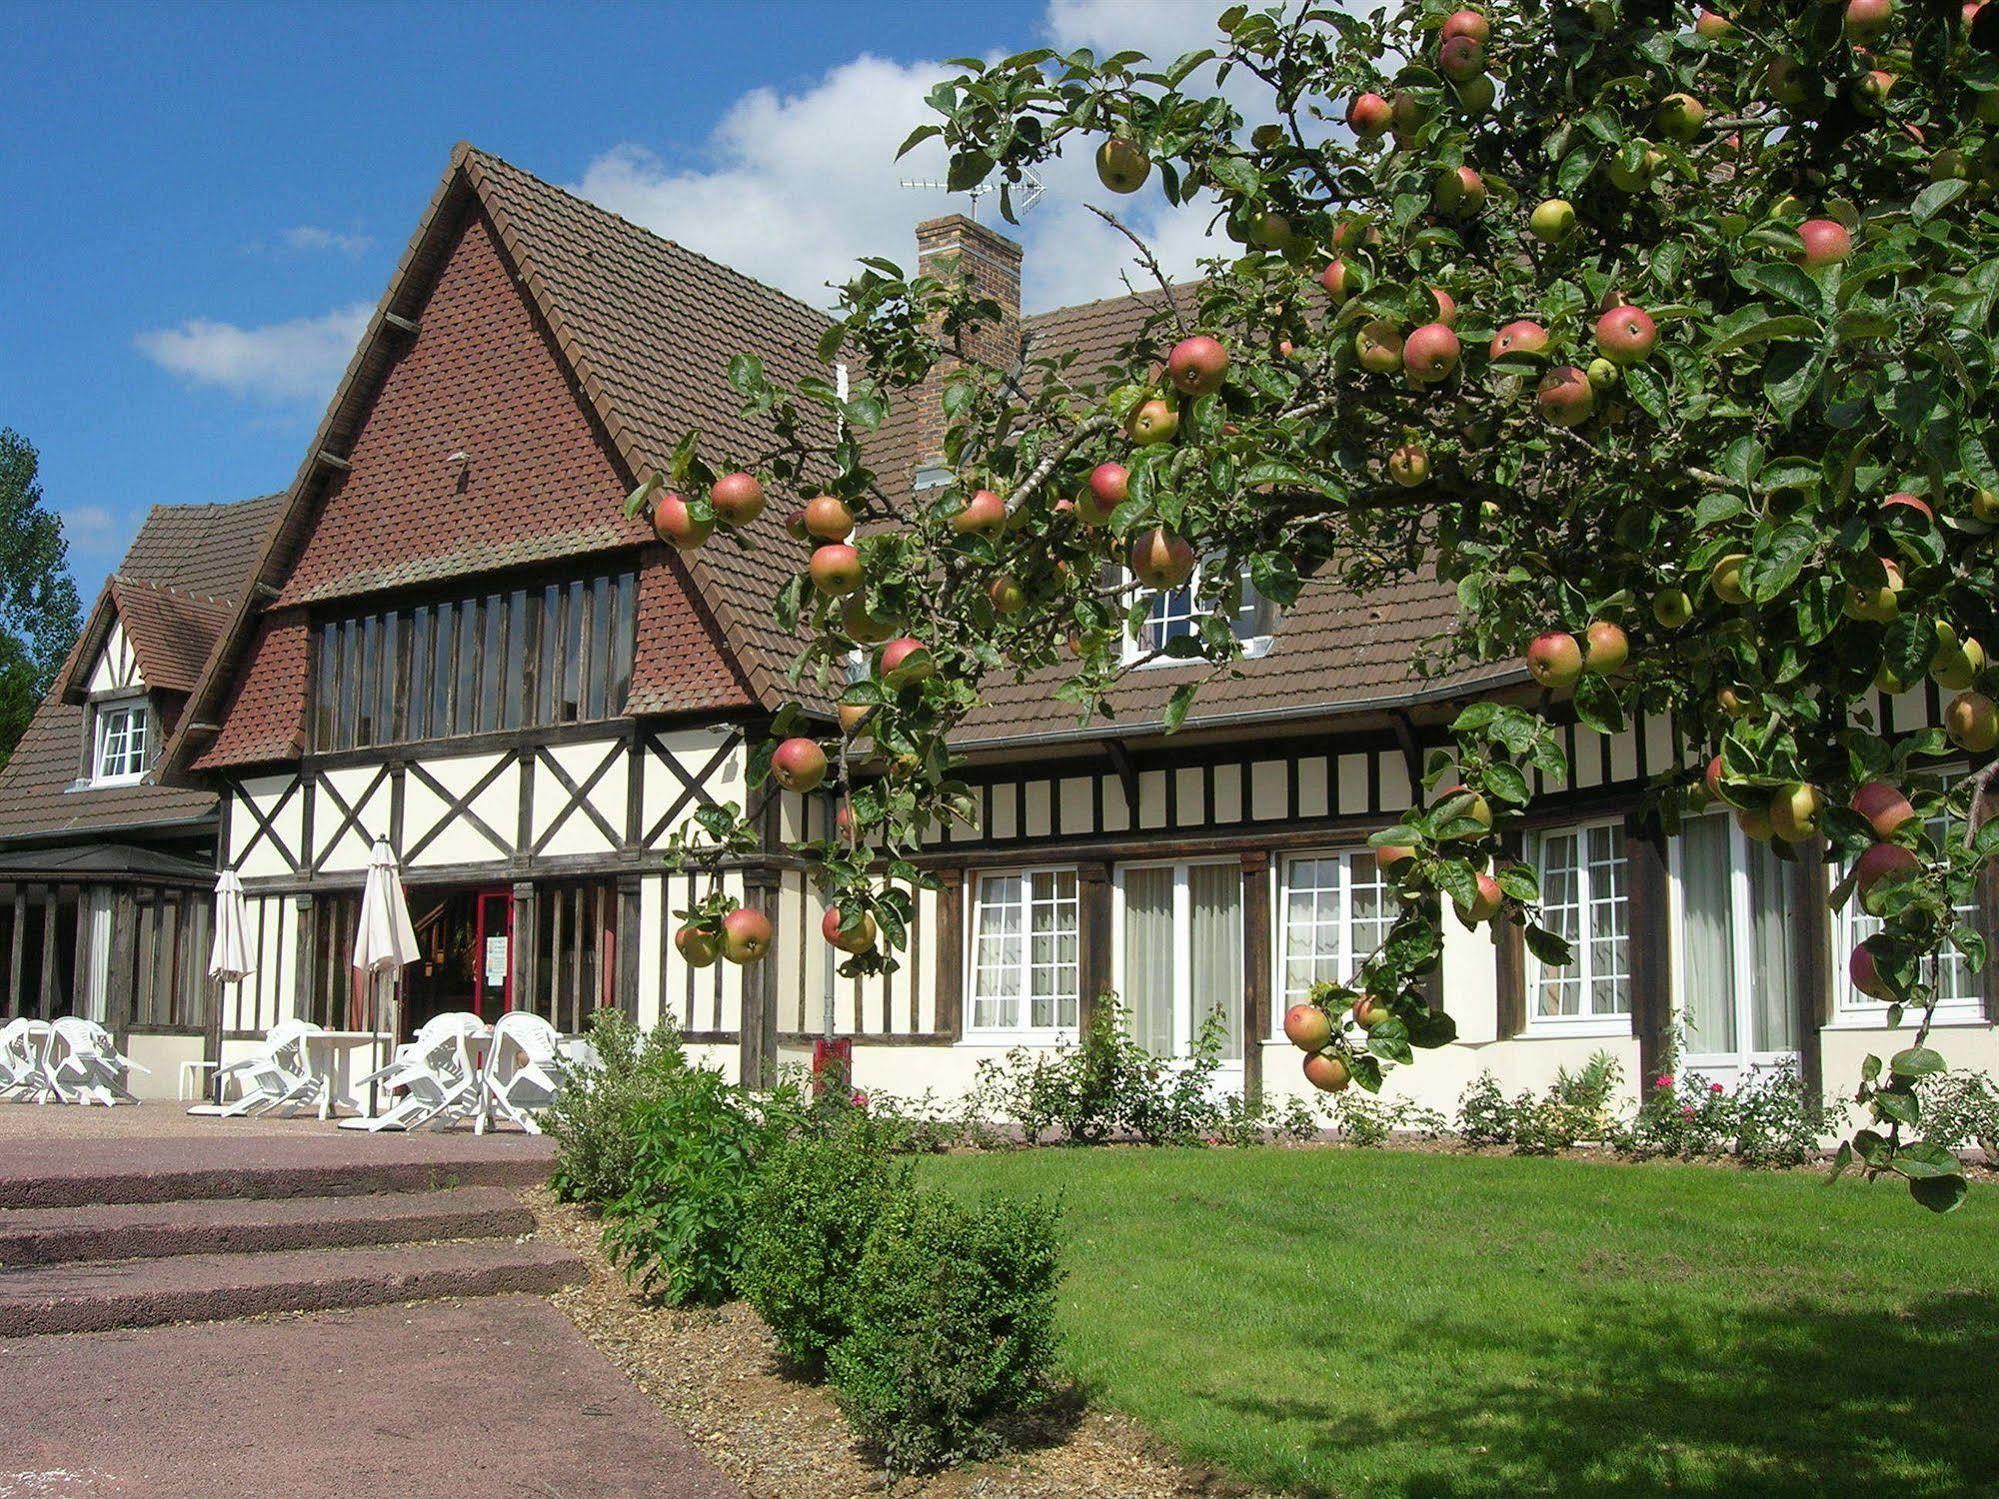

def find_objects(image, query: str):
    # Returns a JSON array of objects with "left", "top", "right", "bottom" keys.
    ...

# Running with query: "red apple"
[
  {"left": 652, "top": 493, "right": 712, "bottom": 552},
  {"left": 1537, "top": 366, "right": 1596, "bottom": 427},
  {"left": 1527, "top": 629, "right": 1585, "bottom": 690},
  {"left": 1490, "top": 320, "right": 1550, "bottom": 359},
  {"left": 1704, "top": 755, "right": 1727, "bottom": 804},
  {"left": 804, "top": 495, "right": 855, "bottom": 540},
  {"left": 1347, "top": 92, "right": 1393, "bottom": 138},
  {"left": 1882, "top": 491, "right": 1933, "bottom": 522},
  {"left": 1655, "top": 93, "right": 1707, "bottom": 142},
  {"left": 1167, "top": 335, "right": 1229, "bottom": 397},
  {"left": 822, "top": 906, "right": 878, "bottom": 955},
  {"left": 1849, "top": 939, "right": 1892, "bottom": 999},
  {"left": 1303, "top": 1053, "right": 1352, "bottom": 1092},
  {"left": 1437, "top": 164, "right": 1488, "bottom": 217},
  {"left": 1594, "top": 305, "right": 1658, "bottom": 365},
  {"left": 808, "top": 543, "right": 863, "bottom": 597},
  {"left": 1845, "top": 0, "right": 1893, "bottom": 42},
  {"left": 710, "top": 472, "right": 765, "bottom": 527},
  {"left": 1855, "top": 842, "right": 1920, "bottom": 899},
  {"left": 675, "top": 925, "right": 719, "bottom": 968},
  {"left": 1319, "top": 258, "right": 1358, "bottom": 303},
  {"left": 1088, "top": 461, "right": 1129, "bottom": 513},
  {"left": 879, "top": 636, "right": 935, "bottom": 681},
  {"left": 1442, "top": 9, "right": 1490, "bottom": 42},
  {"left": 771, "top": 736, "right": 828, "bottom": 793},
  {"left": 784, "top": 508, "right": 811, "bottom": 542},
  {"left": 989, "top": 575, "right": 1027, "bottom": 615},
  {"left": 1710, "top": 553, "right": 1749, "bottom": 605},
  {"left": 836, "top": 702, "right": 874, "bottom": 736},
  {"left": 1284, "top": 1003, "right": 1334, "bottom": 1051},
  {"left": 1695, "top": 7, "right": 1733, "bottom": 37},
  {"left": 1796, "top": 218, "right": 1853, "bottom": 269},
  {"left": 1437, "top": 784, "right": 1493, "bottom": 831},
  {"left": 1438, "top": 34, "right": 1486, "bottom": 80},
  {"left": 953, "top": 489, "right": 1008, "bottom": 539},
  {"left": 1462, "top": 871, "right": 1503, "bottom": 922},
  {"left": 721, "top": 908, "right": 774, "bottom": 965},
  {"left": 1584, "top": 619, "right": 1629, "bottom": 675},
  {"left": 1429, "top": 287, "right": 1459, "bottom": 327},
  {"left": 1737, "top": 806, "right": 1775, "bottom": 843},
  {"left": 1131, "top": 528, "right": 1197, "bottom": 589},
  {"left": 1375, "top": 843, "right": 1418, "bottom": 873},
  {"left": 1352, "top": 995, "right": 1393, "bottom": 1029},
  {"left": 1403, "top": 322, "right": 1462, "bottom": 383},
  {"left": 1768, "top": 782, "right": 1822, "bottom": 843},
  {"left": 1851, "top": 780, "right": 1915, "bottom": 838}
]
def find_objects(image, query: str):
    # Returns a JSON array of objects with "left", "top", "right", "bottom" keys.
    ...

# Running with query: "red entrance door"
[{"left": 470, "top": 890, "right": 514, "bottom": 1019}]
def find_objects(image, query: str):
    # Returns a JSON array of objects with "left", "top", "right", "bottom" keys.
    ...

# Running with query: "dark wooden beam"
[
  {"left": 382, "top": 312, "right": 419, "bottom": 334},
  {"left": 1241, "top": 852, "right": 1270, "bottom": 1108},
  {"left": 1625, "top": 813, "right": 1673, "bottom": 1081},
  {"left": 1078, "top": 862, "right": 1114, "bottom": 1033},
  {"left": 1794, "top": 837, "right": 1833, "bottom": 1102},
  {"left": 934, "top": 867, "right": 964, "bottom": 1041},
  {"left": 1105, "top": 739, "right": 1140, "bottom": 812}
]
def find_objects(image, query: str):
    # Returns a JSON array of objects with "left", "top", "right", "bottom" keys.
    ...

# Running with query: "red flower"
[
  {"left": 1710, "top": 1081, "right": 1725, "bottom": 1095},
  {"left": 1680, "top": 1104, "right": 1696, "bottom": 1121},
  {"left": 1655, "top": 1073, "right": 1675, "bottom": 1090},
  {"left": 850, "top": 1090, "right": 869, "bottom": 1110}
]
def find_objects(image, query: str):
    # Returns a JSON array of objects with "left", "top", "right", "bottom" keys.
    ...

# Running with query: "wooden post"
[
  {"left": 37, "top": 888, "right": 59, "bottom": 1021},
  {"left": 1241, "top": 852, "right": 1270, "bottom": 1108},
  {"left": 109, "top": 887, "right": 138, "bottom": 1034},
  {"left": 1494, "top": 834, "right": 1526, "bottom": 1038},
  {"left": 1625, "top": 814, "right": 1674, "bottom": 1083},
  {"left": 616, "top": 874, "right": 642, "bottom": 1021},
  {"left": 1793, "top": 837, "right": 1833, "bottom": 1103},
  {"left": 511, "top": 881, "right": 538, "bottom": 1017},
  {"left": 9, "top": 890, "right": 26, "bottom": 1017},
  {"left": 292, "top": 893, "right": 316, "bottom": 1026},
  {"left": 740, "top": 869, "right": 782, "bottom": 1090},
  {"left": 934, "top": 867, "right": 964, "bottom": 1040},
  {"left": 1078, "top": 862, "right": 1114, "bottom": 1033}
]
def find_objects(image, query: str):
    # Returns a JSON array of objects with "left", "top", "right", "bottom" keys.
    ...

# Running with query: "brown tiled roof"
[
  {"left": 107, "top": 579, "right": 236, "bottom": 694},
  {"left": 0, "top": 493, "right": 280, "bottom": 843},
  {"left": 194, "top": 612, "right": 311, "bottom": 770},
  {"left": 624, "top": 551, "right": 756, "bottom": 717}
]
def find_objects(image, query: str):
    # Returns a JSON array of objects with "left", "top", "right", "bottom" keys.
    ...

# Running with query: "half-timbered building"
[{"left": 3, "top": 142, "right": 1992, "bottom": 1111}]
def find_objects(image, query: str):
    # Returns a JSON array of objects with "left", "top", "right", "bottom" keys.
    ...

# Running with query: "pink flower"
[
  {"left": 1680, "top": 1104, "right": 1696, "bottom": 1121},
  {"left": 1710, "top": 1081, "right": 1725, "bottom": 1095},
  {"left": 850, "top": 1090, "right": 869, "bottom": 1110},
  {"left": 1655, "top": 1073, "right": 1675, "bottom": 1090}
]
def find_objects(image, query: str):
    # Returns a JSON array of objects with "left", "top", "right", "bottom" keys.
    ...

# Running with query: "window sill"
[
  {"left": 72, "top": 773, "right": 146, "bottom": 791},
  {"left": 1521, "top": 1018, "right": 1634, "bottom": 1041},
  {"left": 1123, "top": 636, "right": 1273, "bottom": 671},
  {"left": 1828, "top": 1008, "right": 1991, "bottom": 1032},
  {"left": 956, "top": 1028, "right": 1079, "bottom": 1049}
]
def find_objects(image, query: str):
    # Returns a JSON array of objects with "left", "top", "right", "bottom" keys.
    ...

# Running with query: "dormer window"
[
  {"left": 91, "top": 699, "right": 150, "bottom": 784},
  {"left": 1128, "top": 565, "right": 1276, "bottom": 666}
]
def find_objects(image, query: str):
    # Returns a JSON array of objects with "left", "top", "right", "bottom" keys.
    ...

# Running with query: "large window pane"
[
  {"left": 1189, "top": 862, "right": 1242, "bottom": 1060},
  {"left": 1123, "top": 866, "right": 1175, "bottom": 1053},
  {"left": 1530, "top": 824, "right": 1629, "bottom": 1021},
  {"left": 1680, "top": 815, "right": 1737, "bottom": 1054},
  {"left": 970, "top": 870, "right": 1079, "bottom": 1035}
]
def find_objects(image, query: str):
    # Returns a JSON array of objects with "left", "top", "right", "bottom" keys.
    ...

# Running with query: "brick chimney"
[{"left": 914, "top": 214, "right": 1023, "bottom": 469}]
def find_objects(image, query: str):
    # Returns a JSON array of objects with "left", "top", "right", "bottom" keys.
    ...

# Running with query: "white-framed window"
[
  {"left": 1527, "top": 820, "right": 1631, "bottom": 1030},
  {"left": 90, "top": 700, "right": 149, "bottom": 784},
  {"left": 1126, "top": 564, "right": 1275, "bottom": 666},
  {"left": 1279, "top": 850, "right": 1393, "bottom": 1016},
  {"left": 1673, "top": 813, "right": 1804, "bottom": 1073},
  {"left": 1837, "top": 769, "right": 1986, "bottom": 1027},
  {"left": 968, "top": 867, "right": 1080, "bottom": 1038},
  {"left": 1113, "top": 858, "right": 1243, "bottom": 1061}
]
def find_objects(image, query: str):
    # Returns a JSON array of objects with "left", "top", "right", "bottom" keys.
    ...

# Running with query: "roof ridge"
[{"left": 461, "top": 144, "right": 838, "bottom": 328}]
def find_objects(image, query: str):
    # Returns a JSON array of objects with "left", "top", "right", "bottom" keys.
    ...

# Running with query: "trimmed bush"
[
  {"left": 827, "top": 1187, "right": 1064, "bottom": 1474},
  {"left": 546, "top": 1010, "right": 692, "bottom": 1204},
  {"left": 738, "top": 1121, "right": 914, "bottom": 1376},
  {"left": 1918, "top": 1068, "right": 1999, "bottom": 1162}
]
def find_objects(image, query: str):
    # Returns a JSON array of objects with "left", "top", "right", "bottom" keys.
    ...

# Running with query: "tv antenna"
[{"left": 898, "top": 164, "right": 1046, "bottom": 223}]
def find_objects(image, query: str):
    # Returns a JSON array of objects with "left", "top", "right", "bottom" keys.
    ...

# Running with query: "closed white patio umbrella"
[
  {"left": 205, "top": 869, "right": 255, "bottom": 1106},
  {"left": 353, "top": 837, "right": 421, "bottom": 1115}
]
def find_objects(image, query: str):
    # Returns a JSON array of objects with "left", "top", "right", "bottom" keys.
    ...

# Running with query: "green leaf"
[
  {"left": 1707, "top": 313, "right": 1821, "bottom": 357},
  {"left": 1734, "top": 261, "right": 1824, "bottom": 314},
  {"left": 1890, "top": 1045, "right": 1947, "bottom": 1080},
  {"left": 1745, "top": 521, "right": 1818, "bottom": 602},
  {"left": 1571, "top": 672, "right": 1625, "bottom": 734},
  {"left": 1762, "top": 343, "right": 1826, "bottom": 424},
  {"left": 1523, "top": 923, "right": 1573, "bottom": 968},
  {"left": 1910, "top": 1172, "right": 1969, "bottom": 1213},
  {"left": 1693, "top": 492, "right": 1745, "bottom": 529},
  {"left": 1208, "top": 154, "right": 1260, "bottom": 196},
  {"left": 1889, "top": 1139, "right": 1961, "bottom": 1178},
  {"left": 1485, "top": 762, "right": 1530, "bottom": 804},
  {"left": 1162, "top": 682, "right": 1198, "bottom": 734},
  {"left": 946, "top": 150, "right": 994, "bottom": 192},
  {"left": 1912, "top": 178, "right": 1971, "bottom": 228}
]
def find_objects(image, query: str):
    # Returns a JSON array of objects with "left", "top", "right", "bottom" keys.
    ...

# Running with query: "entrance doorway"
[{"left": 403, "top": 887, "right": 513, "bottom": 1038}]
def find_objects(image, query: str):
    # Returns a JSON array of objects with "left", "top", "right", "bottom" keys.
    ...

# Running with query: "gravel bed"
[{"left": 528, "top": 1188, "right": 1258, "bottom": 1498}]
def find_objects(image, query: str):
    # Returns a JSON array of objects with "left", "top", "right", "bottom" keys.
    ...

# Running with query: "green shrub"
[
  {"left": 827, "top": 1187, "right": 1064, "bottom": 1474},
  {"left": 1609, "top": 1058, "right": 1826, "bottom": 1167},
  {"left": 1331, "top": 1092, "right": 1395, "bottom": 1147},
  {"left": 738, "top": 1121, "right": 915, "bottom": 1376},
  {"left": 546, "top": 1010, "right": 690, "bottom": 1204},
  {"left": 1455, "top": 1071, "right": 1513, "bottom": 1147},
  {"left": 598, "top": 1064, "right": 781, "bottom": 1306},
  {"left": 1917, "top": 1068, "right": 1999, "bottom": 1162}
]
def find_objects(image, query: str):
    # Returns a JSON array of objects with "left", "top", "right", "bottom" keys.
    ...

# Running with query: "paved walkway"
[{"left": 0, "top": 1296, "right": 740, "bottom": 1497}]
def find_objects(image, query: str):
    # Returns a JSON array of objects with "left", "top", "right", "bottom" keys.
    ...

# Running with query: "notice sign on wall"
[{"left": 484, "top": 936, "right": 509, "bottom": 988}]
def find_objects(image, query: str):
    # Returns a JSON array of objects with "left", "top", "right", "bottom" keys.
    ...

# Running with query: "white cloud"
[
  {"left": 133, "top": 301, "right": 372, "bottom": 405},
  {"left": 279, "top": 225, "right": 373, "bottom": 255},
  {"left": 58, "top": 505, "right": 122, "bottom": 553},
  {"left": 1042, "top": 0, "right": 1236, "bottom": 56}
]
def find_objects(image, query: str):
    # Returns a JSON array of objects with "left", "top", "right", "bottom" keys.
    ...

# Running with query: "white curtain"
[
  {"left": 1745, "top": 839, "right": 1799, "bottom": 1053},
  {"left": 1679, "top": 816, "right": 1737, "bottom": 1055},
  {"left": 1123, "top": 867, "right": 1176, "bottom": 1054},
  {"left": 80, "top": 890, "right": 113, "bottom": 1024},
  {"left": 1189, "top": 863, "right": 1243, "bottom": 1061}
]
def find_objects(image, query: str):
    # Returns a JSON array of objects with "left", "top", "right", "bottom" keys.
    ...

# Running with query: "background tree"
[
  {"left": 0, "top": 429, "right": 81, "bottom": 768},
  {"left": 640, "top": 0, "right": 1999, "bottom": 1211}
]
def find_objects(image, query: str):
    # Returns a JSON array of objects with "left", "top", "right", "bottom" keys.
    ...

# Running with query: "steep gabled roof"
[
  {"left": 164, "top": 144, "right": 838, "bottom": 779},
  {"left": 0, "top": 493, "right": 280, "bottom": 843}
]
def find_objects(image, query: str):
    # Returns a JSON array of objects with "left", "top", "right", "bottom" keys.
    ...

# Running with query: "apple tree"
[{"left": 635, "top": 0, "right": 1999, "bottom": 1210}]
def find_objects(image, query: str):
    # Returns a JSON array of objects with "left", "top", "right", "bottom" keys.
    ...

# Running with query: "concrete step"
[
  {"left": 0, "top": 1134, "right": 553, "bottom": 1209},
  {"left": 0, "top": 1187, "right": 535, "bottom": 1268},
  {"left": 0, "top": 1236, "right": 585, "bottom": 1337}
]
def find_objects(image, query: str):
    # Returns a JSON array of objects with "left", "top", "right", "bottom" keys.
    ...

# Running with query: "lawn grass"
[{"left": 920, "top": 1146, "right": 1999, "bottom": 1497}]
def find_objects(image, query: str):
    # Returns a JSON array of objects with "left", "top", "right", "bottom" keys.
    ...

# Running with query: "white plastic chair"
[
  {"left": 46, "top": 1017, "right": 148, "bottom": 1105},
  {"left": 0, "top": 1018, "right": 56, "bottom": 1102},
  {"left": 190, "top": 1020, "right": 330, "bottom": 1119},
  {"left": 476, "top": 1011, "right": 571, "bottom": 1134},
  {"left": 340, "top": 1011, "right": 488, "bottom": 1132}
]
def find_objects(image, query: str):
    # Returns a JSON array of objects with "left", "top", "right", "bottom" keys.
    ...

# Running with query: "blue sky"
[{"left": 1, "top": 0, "right": 1239, "bottom": 606}]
